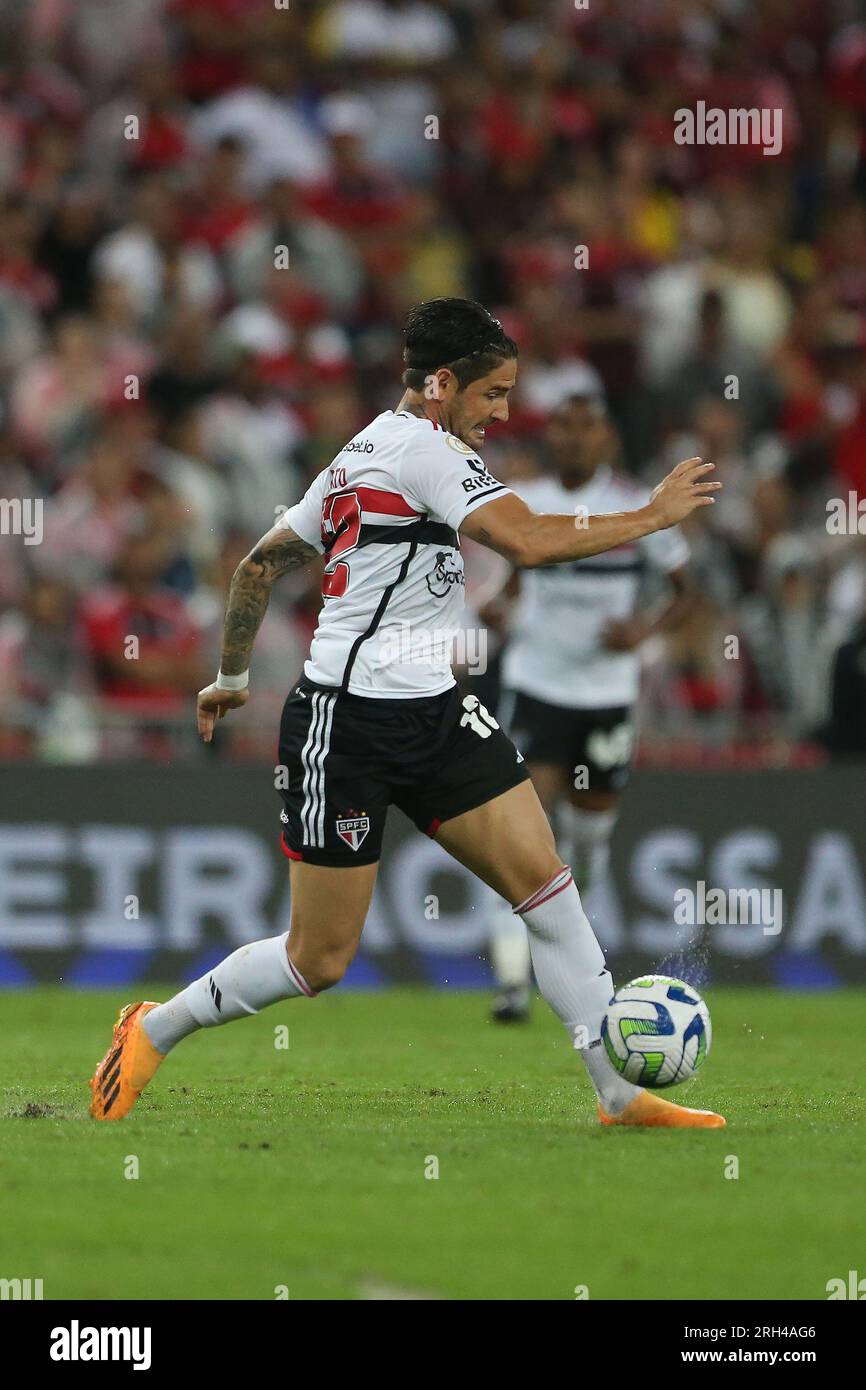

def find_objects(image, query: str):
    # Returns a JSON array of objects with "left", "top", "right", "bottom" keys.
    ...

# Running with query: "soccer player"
[
  {"left": 89, "top": 298, "right": 724, "bottom": 1129},
  {"left": 484, "top": 394, "right": 691, "bottom": 1022}
]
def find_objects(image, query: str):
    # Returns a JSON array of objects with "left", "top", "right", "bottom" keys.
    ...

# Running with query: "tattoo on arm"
[{"left": 219, "top": 525, "right": 318, "bottom": 676}]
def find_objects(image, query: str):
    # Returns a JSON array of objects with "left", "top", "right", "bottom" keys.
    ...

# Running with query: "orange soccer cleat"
[
  {"left": 89, "top": 1001, "right": 165, "bottom": 1121},
  {"left": 598, "top": 1091, "right": 726, "bottom": 1129}
]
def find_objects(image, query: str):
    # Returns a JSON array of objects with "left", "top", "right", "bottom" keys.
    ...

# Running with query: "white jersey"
[
  {"left": 282, "top": 410, "right": 510, "bottom": 697},
  {"left": 501, "top": 464, "right": 689, "bottom": 710}
]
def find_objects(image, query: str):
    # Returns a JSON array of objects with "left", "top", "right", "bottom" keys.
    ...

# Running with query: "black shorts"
[
  {"left": 277, "top": 679, "right": 530, "bottom": 866},
  {"left": 505, "top": 690, "right": 636, "bottom": 794}
]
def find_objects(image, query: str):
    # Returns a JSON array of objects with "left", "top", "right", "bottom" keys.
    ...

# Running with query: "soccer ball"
[{"left": 601, "top": 975, "right": 712, "bottom": 1088}]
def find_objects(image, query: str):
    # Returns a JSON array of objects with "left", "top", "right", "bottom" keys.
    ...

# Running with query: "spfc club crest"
[{"left": 336, "top": 813, "right": 370, "bottom": 851}]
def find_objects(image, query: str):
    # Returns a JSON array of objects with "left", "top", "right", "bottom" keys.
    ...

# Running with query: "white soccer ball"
[{"left": 601, "top": 975, "right": 712, "bottom": 1088}]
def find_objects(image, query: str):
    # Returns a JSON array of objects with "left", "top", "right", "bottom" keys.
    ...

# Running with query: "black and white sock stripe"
[{"left": 300, "top": 691, "right": 336, "bottom": 847}]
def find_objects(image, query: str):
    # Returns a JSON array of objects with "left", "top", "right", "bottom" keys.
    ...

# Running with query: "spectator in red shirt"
[
  {"left": 181, "top": 134, "right": 256, "bottom": 254},
  {"left": 79, "top": 525, "right": 207, "bottom": 714},
  {"left": 303, "top": 94, "right": 407, "bottom": 237},
  {"left": 170, "top": 0, "right": 284, "bottom": 103}
]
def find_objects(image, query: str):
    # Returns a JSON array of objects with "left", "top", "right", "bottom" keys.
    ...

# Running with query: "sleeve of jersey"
[
  {"left": 399, "top": 432, "right": 511, "bottom": 532},
  {"left": 279, "top": 470, "right": 327, "bottom": 553}
]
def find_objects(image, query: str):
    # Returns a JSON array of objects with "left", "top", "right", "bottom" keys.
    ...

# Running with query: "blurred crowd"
[{"left": 1, "top": 0, "right": 866, "bottom": 762}]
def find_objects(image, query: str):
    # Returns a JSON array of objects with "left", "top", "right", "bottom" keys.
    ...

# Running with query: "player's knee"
[
  {"left": 308, "top": 964, "right": 346, "bottom": 993},
  {"left": 510, "top": 848, "right": 563, "bottom": 909},
  {"left": 296, "top": 948, "right": 350, "bottom": 993}
]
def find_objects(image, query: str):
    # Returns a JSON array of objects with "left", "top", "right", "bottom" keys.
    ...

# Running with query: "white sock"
[
  {"left": 143, "top": 933, "right": 316, "bottom": 1054},
  {"left": 488, "top": 895, "right": 532, "bottom": 988},
  {"left": 579, "top": 1038, "right": 640, "bottom": 1114},
  {"left": 516, "top": 867, "right": 641, "bottom": 1115},
  {"left": 556, "top": 804, "right": 617, "bottom": 896}
]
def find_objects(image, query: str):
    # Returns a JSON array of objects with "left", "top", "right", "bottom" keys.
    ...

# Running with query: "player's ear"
[
  {"left": 424, "top": 372, "right": 444, "bottom": 401},
  {"left": 425, "top": 368, "right": 459, "bottom": 401}
]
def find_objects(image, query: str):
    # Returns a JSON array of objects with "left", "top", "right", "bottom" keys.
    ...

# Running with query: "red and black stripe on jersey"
[{"left": 321, "top": 484, "right": 461, "bottom": 693}]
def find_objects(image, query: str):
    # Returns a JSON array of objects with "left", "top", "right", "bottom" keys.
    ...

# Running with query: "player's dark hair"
[
  {"left": 560, "top": 393, "right": 607, "bottom": 418},
  {"left": 402, "top": 297, "right": 518, "bottom": 391}
]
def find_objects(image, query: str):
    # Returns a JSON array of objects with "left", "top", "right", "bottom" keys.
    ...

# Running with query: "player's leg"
[
  {"left": 560, "top": 706, "right": 634, "bottom": 895},
  {"left": 490, "top": 773, "right": 621, "bottom": 1021},
  {"left": 486, "top": 689, "right": 571, "bottom": 1021},
  {"left": 148, "top": 858, "right": 376, "bottom": 1039},
  {"left": 488, "top": 760, "right": 566, "bottom": 1021},
  {"left": 89, "top": 860, "right": 376, "bottom": 1121},
  {"left": 558, "top": 788, "right": 618, "bottom": 891},
  {"left": 90, "top": 678, "right": 384, "bottom": 1120},
  {"left": 148, "top": 857, "right": 375, "bottom": 1031},
  {"left": 438, "top": 781, "right": 628, "bottom": 1107},
  {"left": 285, "top": 860, "right": 377, "bottom": 989},
  {"left": 434, "top": 782, "right": 724, "bottom": 1128},
  {"left": 435, "top": 779, "right": 558, "bottom": 904}
]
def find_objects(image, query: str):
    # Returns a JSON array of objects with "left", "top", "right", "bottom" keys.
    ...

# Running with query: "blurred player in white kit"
[{"left": 482, "top": 395, "right": 691, "bottom": 1021}]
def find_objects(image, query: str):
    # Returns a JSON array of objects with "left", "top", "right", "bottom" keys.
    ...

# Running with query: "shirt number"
[{"left": 321, "top": 491, "right": 361, "bottom": 598}]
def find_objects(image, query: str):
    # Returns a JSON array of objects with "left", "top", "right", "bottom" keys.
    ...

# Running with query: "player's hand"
[
  {"left": 196, "top": 682, "right": 249, "bottom": 743},
  {"left": 602, "top": 617, "right": 648, "bottom": 651},
  {"left": 648, "top": 457, "right": 720, "bottom": 529},
  {"left": 478, "top": 597, "right": 510, "bottom": 634}
]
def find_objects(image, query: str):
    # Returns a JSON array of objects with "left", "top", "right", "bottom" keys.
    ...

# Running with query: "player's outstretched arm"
[
  {"left": 460, "top": 457, "right": 720, "bottom": 569},
  {"left": 196, "top": 522, "right": 318, "bottom": 743}
]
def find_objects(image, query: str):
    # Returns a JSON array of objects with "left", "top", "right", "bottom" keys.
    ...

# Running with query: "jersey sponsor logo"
[
  {"left": 336, "top": 813, "right": 370, "bottom": 851},
  {"left": 460, "top": 457, "right": 500, "bottom": 495},
  {"left": 586, "top": 721, "right": 635, "bottom": 770},
  {"left": 425, "top": 549, "right": 465, "bottom": 598},
  {"left": 340, "top": 440, "right": 375, "bottom": 454}
]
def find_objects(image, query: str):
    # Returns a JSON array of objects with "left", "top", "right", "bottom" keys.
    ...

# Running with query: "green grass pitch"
[{"left": 1, "top": 986, "right": 862, "bottom": 1301}]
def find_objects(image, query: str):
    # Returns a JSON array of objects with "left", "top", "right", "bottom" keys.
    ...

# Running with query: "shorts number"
[{"left": 460, "top": 694, "right": 500, "bottom": 739}]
